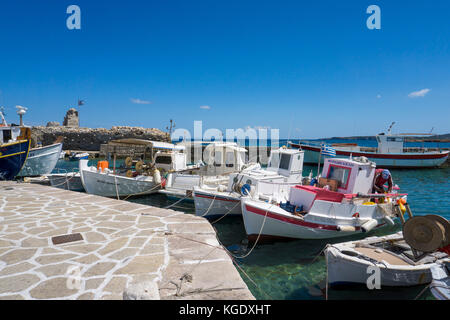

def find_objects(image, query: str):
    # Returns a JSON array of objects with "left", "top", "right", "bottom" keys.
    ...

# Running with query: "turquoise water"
[{"left": 55, "top": 159, "right": 449, "bottom": 300}]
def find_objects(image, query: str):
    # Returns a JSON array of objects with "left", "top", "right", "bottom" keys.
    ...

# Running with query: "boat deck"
[
  {"left": 354, "top": 247, "right": 411, "bottom": 266},
  {"left": 0, "top": 181, "right": 254, "bottom": 300}
]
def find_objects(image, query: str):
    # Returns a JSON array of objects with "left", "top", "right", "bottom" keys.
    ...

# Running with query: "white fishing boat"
[
  {"left": 241, "top": 157, "right": 405, "bottom": 241},
  {"left": 79, "top": 139, "right": 196, "bottom": 198},
  {"left": 325, "top": 215, "right": 450, "bottom": 288},
  {"left": 193, "top": 147, "right": 304, "bottom": 218},
  {"left": 289, "top": 123, "right": 449, "bottom": 169},
  {"left": 69, "top": 152, "right": 89, "bottom": 161},
  {"left": 17, "top": 142, "right": 63, "bottom": 177},
  {"left": 47, "top": 170, "right": 84, "bottom": 192},
  {"left": 160, "top": 141, "right": 260, "bottom": 201}
]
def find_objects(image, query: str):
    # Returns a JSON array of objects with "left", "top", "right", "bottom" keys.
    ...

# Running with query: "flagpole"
[{"left": 317, "top": 142, "right": 323, "bottom": 179}]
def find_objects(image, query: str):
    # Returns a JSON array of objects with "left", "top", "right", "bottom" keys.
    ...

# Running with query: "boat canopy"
[{"left": 109, "top": 139, "right": 185, "bottom": 151}]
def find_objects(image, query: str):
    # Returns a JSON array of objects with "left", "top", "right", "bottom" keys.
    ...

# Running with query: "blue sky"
[{"left": 0, "top": 0, "right": 449, "bottom": 138}]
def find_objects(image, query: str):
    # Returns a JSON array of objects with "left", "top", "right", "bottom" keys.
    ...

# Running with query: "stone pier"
[{"left": 0, "top": 181, "right": 254, "bottom": 300}]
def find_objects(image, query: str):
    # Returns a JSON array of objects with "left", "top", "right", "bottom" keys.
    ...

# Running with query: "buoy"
[
  {"left": 153, "top": 169, "right": 161, "bottom": 184},
  {"left": 397, "top": 200, "right": 406, "bottom": 214},
  {"left": 337, "top": 225, "right": 356, "bottom": 232},
  {"left": 361, "top": 219, "right": 378, "bottom": 233}
]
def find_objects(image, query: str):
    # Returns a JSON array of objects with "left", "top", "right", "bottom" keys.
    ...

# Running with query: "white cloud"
[
  {"left": 199, "top": 105, "right": 211, "bottom": 110},
  {"left": 130, "top": 98, "right": 152, "bottom": 104},
  {"left": 408, "top": 88, "right": 430, "bottom": 98}
]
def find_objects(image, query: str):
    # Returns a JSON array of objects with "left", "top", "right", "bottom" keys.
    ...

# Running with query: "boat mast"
[{"left": 0, "top": 107, "right": 7, "bottom": 126}]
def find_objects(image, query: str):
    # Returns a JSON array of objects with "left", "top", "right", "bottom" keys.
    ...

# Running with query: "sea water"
[{"left": 55, "top": 139, "right": 449, "bottom": 300}]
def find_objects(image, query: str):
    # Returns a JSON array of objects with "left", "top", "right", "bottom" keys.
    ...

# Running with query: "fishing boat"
[
  {"left": 0, "top": 107, "right": 31, "bottom": 180},
  {"left": 79, "top": 139, "right": 198, "bottom": 198},
  {"left": 289, "top": 123, "right": 449, "bottom": 169},
  {"left": 17, "top": 142, "right": 63, "bottom": 177},
  {"left": 160, "top": 141, "right": 260, "bottom": 202},
  {"left": 193, "top": 147, "right": 304, "bottom": 218},
  {"left": 69, "top": 152, "right": 89, "bottom": 161},
  {"left": 325, "top": 215, "right": 450, "bottom": 288},
  {"left": 47, "top": 170, "right": 84, "bottom": 192},
  {"left": 240, "top": 156, "right": 405, "bottom": 241}
]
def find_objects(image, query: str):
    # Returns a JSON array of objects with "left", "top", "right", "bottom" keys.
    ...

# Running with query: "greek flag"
[{"left": 321, "top": 144, "right": 336, "bottom": 157}]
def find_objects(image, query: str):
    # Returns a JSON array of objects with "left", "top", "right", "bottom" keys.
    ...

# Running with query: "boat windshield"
[{"left": 327, "top": 165, "right": 350, "bottom": 189}]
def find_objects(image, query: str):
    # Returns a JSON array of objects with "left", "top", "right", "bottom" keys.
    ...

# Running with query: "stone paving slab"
[{"left": 0, "top": 181, "right": 254, "bottom": 300}]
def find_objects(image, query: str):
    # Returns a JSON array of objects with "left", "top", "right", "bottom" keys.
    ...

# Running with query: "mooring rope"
[
  {"left": 163, "top": 194, "right": 191, "bottom": 209},
  {"left": 226, "top": 204, "right": 272, "bottom": 260},
  {"left": 169, "top": 233, "right": 273, "bottom": 300},
  {"left": 47, "top": 172, "right": 77, "bottom": 188},
  {"left": 209, "top": 199, "right": 241, "bottom": 224},
  {"left": 199, "top": 193, "right": 218, "bottom": 217}
]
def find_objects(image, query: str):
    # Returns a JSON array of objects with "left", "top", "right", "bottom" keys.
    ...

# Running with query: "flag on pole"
[
  {"left": 78, "top": 99, "right": 85, "bottom": 106},
  {"left": 321, "top": 144, "right": 336, "bottom": 157}
]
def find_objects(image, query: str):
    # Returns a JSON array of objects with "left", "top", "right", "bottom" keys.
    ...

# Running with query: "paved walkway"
[{"left": 0, "top": 181, "right": 254, "bottom": 300}]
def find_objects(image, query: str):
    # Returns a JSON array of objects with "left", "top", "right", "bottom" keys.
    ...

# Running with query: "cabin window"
[
  {"left": 387, "top": 137, "right": 403, "bottom": 142},
  {"left": 279, "top": 154, "right": 291, "bottom": 170},
  {"left": 2, "top": 129, "right": 12, "bottom": 143},
  {"left": 154, "top": 155, "right": 172, "bottom": 164},
  {"left": 327, "top": 165, "right": 351, "bottom": 189},
  {"left": 214, "top": 151, "right": 222, "bottom": 167},
  {"left": 225, "top": 151, "right": 234, "bottom": 168}
]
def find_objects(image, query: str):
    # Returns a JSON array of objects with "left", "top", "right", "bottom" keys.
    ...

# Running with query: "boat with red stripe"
[{"left": 241, "top": 157, "right": 406, "bottom": 241}]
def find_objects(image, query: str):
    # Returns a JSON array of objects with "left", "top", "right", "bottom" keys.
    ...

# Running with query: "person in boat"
[{"left": 372, "top": 169, "right": 393, "bottom": 194}]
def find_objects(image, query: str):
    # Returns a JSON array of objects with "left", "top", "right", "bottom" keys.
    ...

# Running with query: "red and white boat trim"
[
  {"left": 241, "top": 198, "right": 389, "bottom": 241},
  {"left": 291, "top": 143, "right": 449, "bottom": 169}
]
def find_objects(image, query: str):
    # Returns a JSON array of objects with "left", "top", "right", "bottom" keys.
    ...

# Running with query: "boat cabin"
[
  {"left": 376, "top": 133, "right": 404, "bottom": 154},
  {"left": 104, "top": 139, "right": 188, "bottom": 172},
  {"left": 178, "top": 141, "right": 248, "bottom": 176},
  {"left": 266, "top": 147, "right": 304, "bottom": 183},
  {"left": 223, "top": 147, "right": 304, "bottom": 201},
  {"left": 0, "top": 126, "right": 23, "bottom": 145},
  {"left": 320, "top": 157, "right": 376, "bottom": 194},
  {"left": 289, "top": 157, "right": 376, "bottom": 211}
]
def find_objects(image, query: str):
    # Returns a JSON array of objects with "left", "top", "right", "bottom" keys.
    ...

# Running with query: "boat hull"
[
  {"left": 48, "top": 172, "right": 84, "bottom": 192},
  {"left": 17, "top": 143, "right": 63, "bottom": 177},
  {"left": 193, "top": 190, "right": 242, "bottom": 218},
  {"left": 80, "top": 167, "right": 159, "bottom": 197},
  {"left": 292, "top": 143, "right": 449, "bottom": 168},
  {"left": 326, "top": 245, "right": 435, "bottom": 287},
  {"left": 0, "top": 140, "right": 30, "bottom": 180},
  {"left": 241, "top": 198, "right": 388, "bottom": 241}
]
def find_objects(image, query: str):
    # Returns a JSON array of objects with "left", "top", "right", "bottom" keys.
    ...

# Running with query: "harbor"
[
  {"left": 1, "top": 105, "right": 449, "bottom": 301},
  {"left": 1, "top": 2, "right": 450, "bottom": 307}
]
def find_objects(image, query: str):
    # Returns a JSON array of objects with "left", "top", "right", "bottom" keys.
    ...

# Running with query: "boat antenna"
[
  {"left": 16, "top": 105, "right": 27, "bottom": 126},
  {"left": 387, "top": 121, "right": 396, "bottom": 135},
  {"left": 0, "top": 107, "right": 7, "bottom": 126}
]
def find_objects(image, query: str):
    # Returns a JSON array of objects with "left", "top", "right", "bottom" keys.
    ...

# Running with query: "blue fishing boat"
[{"left": 0, "top": 108, "right": 31, "bottom": 180}]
